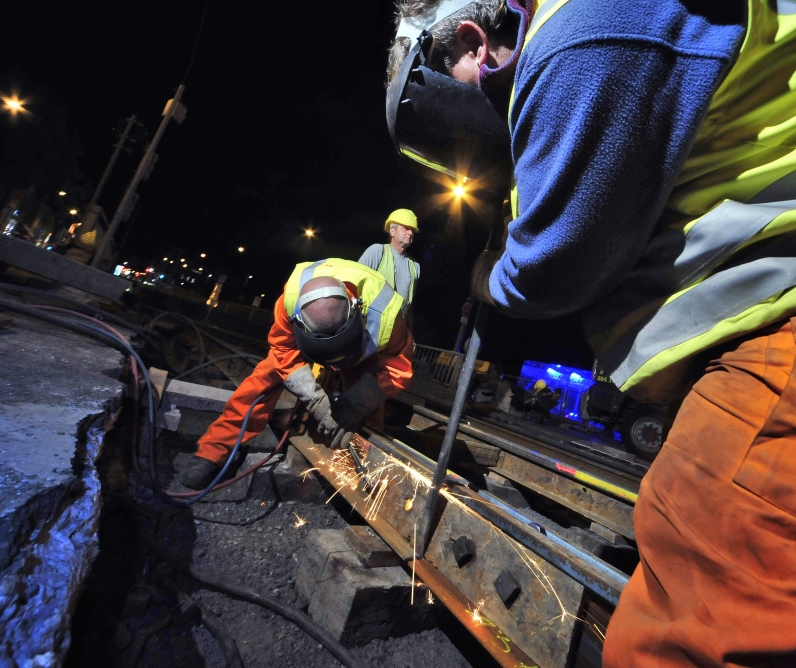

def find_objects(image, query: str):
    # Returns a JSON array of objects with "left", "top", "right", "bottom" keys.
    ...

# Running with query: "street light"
[
  {"left": 2, "top": 96, "right": 25, "bottom": 114},
  {"left": 305, "top": 228, "right": 315, "bottom": 238},
  {"left": 58, "top": 190, "right": 67, "bottom": 196},
  {"left": 238, "top": 246, "right": 245, "bottom": 253},
  {"left": 200, "top": 253, "right": 206, "bottom": 258},
  {"left": 453, "top": 184, "right": 466, "bottom": 198},
  {"left": 69, "top": 208, "right": 78, "bottom": 215}
]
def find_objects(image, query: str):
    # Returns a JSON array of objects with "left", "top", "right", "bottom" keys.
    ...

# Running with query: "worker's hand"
[
  {"left": 470, "top": 251, "right": 500, "bottom": 306},
  {"left": 329, "top": 428, "right": 356, "bottom": 450},
  {"left": 326, "top": 374, "right": 386, "bottom": 448},
  {"left": 283, "top": 365, "right": 335, "bottom": 431}
]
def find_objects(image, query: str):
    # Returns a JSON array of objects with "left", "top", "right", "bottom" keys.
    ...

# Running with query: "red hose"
[{"left": 165, "top": 428, "right": 291, "bottom": 498}]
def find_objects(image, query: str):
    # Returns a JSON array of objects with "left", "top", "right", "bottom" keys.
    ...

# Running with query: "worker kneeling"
[{"left": 180, "top": 258, "right": 413, "bottom": 490}]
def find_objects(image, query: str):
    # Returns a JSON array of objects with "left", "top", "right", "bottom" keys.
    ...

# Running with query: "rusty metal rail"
[{"left": 291, "top": 434, "right": 540, "bottom": 668}]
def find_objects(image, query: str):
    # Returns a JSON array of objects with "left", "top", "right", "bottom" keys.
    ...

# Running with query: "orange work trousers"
[
  {"left": 604, "top": 318, "right": 796, "bottom": 666},
  {"left": 196, "top": 355, "right": 284, "bottom": 463}
]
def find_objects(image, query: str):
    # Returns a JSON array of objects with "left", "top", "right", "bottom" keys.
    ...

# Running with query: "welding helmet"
[
  {"left": 386, "top": 30, "right": 512, "bottom": 186},
  {"left": 291, "top": 283, "right": 365, "bottom": 368}
]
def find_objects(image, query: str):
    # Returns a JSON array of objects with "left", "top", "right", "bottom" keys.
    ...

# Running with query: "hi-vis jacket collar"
[{"left": 395, "top": 0, "right": 476, "bottom": 39}]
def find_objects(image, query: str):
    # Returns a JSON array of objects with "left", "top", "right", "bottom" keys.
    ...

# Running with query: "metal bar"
[
  {"left": 290, "top": 435, "right": 537, "bottom": 668},
  {"left": 361, "top": 429, "right": 471, "bottom": 488},
  {"left": 457, "top": 487, "right": 628, "bottom": 605},
  {"left": 493, "top": 456, "right": 636, "bottom": 540},
  {"left": 417, "top": 301, "right": 488, "bottom": 556},
  {"left": 414, "top": 404, "right": 639, "bottom": 503}
]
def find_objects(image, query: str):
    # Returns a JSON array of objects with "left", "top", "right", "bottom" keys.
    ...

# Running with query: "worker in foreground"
[
  {"left": 358, "top": 208, "right": 421, "bottom": 324},
  {"left": 386, "top": 0, "right": 796, "bottom": 665},
  {"left": 180, "top": 258, "right": 413, "bottom": 489}
]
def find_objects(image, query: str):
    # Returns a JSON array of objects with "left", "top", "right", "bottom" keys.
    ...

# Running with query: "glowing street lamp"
[
  {"left": 69, "top": 208, "right": 78, "bottom": 215},
  {"left": 200, "top": 253, "right": 206, "bottom": 258},
  {"left": 238, "top": 246, "right": 245, "bottom": 253},
  {"left": 2, "top": 96, "right": 25, "bottom": 114},
  {"left": 453, "top": 184, "right": 466, "bottom": 198},
  {"left": 58, "top": 190, "right": 67, "bottom": 196},
  {"left": 305, "top": 228, "right": 315, "bottom": 238}
]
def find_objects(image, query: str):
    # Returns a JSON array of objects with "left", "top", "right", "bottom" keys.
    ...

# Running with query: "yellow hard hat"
[
  {"left": 534, "top": 379, "right": 547, "bottom": 391},
  {"left": 385, "top": 208, "right": 419, "bottom": 233}
]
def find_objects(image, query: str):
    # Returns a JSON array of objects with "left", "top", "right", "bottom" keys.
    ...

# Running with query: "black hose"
[
  {"left": 0, "top": 282, "right": 160, "bottom": 349},
  {"left": 0, "top": 297, "right": 159, "bottom": 486},
  {"left": 184, "top": 592, "right": 243, "bottom": 668},
  {"left": 147, "top": 312, "right": 207, "bottom": 366},
  {"left": 176, "top": 391, "right": 270, "bottom": 506},
  {"left": 172, "top": 353, "right": 263, "bottom": 381},
  {"left": 182, "top": 565, "right": 364, "bottom": 668}
]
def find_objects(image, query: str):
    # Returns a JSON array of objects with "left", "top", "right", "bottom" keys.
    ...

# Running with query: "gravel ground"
[{"left": 64, "top": 420, "right": 498, "bottom": 668}]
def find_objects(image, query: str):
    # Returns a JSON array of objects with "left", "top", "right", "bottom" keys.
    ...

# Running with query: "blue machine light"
[{"left": 159, "top": 274, "right": 165, "bottom": 279}]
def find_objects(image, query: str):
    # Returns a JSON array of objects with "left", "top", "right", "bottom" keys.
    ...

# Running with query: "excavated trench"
[{"left": 63, "top": 403, "right": 500, "bottom": 668}]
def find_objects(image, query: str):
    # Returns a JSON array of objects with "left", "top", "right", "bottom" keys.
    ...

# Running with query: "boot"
[{"left": 179, "top": 456, "right": 220, "bottom": 490}]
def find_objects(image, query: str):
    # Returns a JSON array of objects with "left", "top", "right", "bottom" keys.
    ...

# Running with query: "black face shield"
[
  {"left": 386, "top": 31, "right": 512, "bottom": 187},
  {"left": 292, "top": 305, "right": 365, "bottom": 368}
]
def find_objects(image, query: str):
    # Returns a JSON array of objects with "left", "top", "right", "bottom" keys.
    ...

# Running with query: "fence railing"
[{"left": 412, "top": 344, "right": 464, "bottom": 388}]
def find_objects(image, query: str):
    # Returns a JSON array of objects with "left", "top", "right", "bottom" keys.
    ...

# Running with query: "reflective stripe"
[
  {"left": 642, "top": 199, "right": 796, "bottom": 291},
  {"left": 605, "top": 252, "right": 796, "bottom": 388},
  {"left": 776, "top": 0, "right": 796, "bottom": 15},
  {"left": 362, "top": 282, "right": 396, "bottom": 358},
  {"left": 294, "top": 260, "right": 326, "bottom": 317}
]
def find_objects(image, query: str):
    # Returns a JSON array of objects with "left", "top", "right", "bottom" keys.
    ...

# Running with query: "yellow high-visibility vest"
[
  {"left": 510, "top": 0, "right": 796, "bottom": 400},
  {"left": 283, "top": 258, "right": 404, "bottom": 359}
]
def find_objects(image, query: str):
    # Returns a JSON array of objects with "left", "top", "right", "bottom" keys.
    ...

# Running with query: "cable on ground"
[
  {"left": 146, "top": 311, "right": 207, "bottom": 369},
  {"left": 172, "top": 353, "right": 263, "bottom": 381},
  {"left": 180, "top": 564, "right": 364, "bottom": 668}
]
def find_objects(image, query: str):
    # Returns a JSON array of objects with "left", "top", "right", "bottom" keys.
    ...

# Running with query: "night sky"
[{"left": 2, "top": 0, "right": 593, "bottom": 370}]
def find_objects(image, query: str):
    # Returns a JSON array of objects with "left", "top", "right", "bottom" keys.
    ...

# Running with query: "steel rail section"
[
  {"left": 412, "top": 405, "right": 639, "bottom": 503},
  {"left": 290, "top": 435, "right": 539, "bottom": 668},
  {"left": 471, "top": 490, "right": 628, "bottom": 605},
  {"left": 481, "top": 411, "right": 649, "bottom": 479},
  {"left": 363, "top": 429, "right": 471, "bottom": 488}
]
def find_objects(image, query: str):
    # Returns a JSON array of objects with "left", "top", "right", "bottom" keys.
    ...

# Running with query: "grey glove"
[
  {"left": 470, "top": 251, "right": 500, "bottom": 306},
  {"left": 283, "top": 365, "right": 338, "bottom": 436},
  {"left": 328, "top": 374, "right": 386, "bottom": 448}
]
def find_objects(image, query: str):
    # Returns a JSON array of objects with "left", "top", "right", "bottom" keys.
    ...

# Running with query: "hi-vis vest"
[
  {"left": 376, "top": 243, "right": 419, "bottom": 308},
  {"left": 511, "top": 0, "right": 796, "bottom": 399},
  {"left": 283, "top": 258, "right": 404, "bottom": 360}
]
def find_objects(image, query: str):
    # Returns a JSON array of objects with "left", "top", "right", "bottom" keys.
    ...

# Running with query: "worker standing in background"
[
  {"left": 358, "top": 208, "right": 420, "bottom": 326},
  {"left": 386, "top": 0, "right": 796, "bottom": 665},
  {"left": 180, "top": 259, "right": 413, "bottom": 489}
]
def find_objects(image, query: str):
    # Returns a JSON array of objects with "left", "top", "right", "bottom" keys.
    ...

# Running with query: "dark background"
[{"left": 1, "top": 0, "right": 592, "bottom": 370}]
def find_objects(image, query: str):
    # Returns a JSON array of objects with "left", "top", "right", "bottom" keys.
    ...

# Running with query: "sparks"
[
  {"left": 426, "top": 589, "right": 435, "bottom": 605},
  {"left": 470, "top": 599, "right": 486, "bottom": 625},
  {"left": 292, "top": 512, "right": 308, "bottom": 529},
  {"left": 300, "top": 467, "right": 319, "bottom": 481}
]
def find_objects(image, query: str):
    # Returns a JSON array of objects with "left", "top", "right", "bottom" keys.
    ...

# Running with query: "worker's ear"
[{"left": 449, "top": 21, "right": 490, "bottom": 85}]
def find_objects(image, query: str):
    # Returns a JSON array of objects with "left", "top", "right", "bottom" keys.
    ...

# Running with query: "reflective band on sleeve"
[
  {"left": 775, "top": 0, "right": 796, "bottom": 15},
  {"left": 605, "top": 252, "right": 796, "bottom": 388},
  {"left": 647, "top": 199, "right": 796, "bottom": 291}
]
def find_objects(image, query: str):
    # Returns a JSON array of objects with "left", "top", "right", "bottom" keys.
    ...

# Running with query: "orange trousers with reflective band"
[{"left": 604, "top": 318, "right": 796, "bottom": 667}]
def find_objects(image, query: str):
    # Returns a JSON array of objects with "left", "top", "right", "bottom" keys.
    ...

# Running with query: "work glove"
[
  {"left": 328, "top": 374, "right": 386, "bottom": 449},
  {"left": 470, "top": 250, "right": 500, "bottom": 307},
  {"left": 283, "top": 365, "right": 338, "bottom": 436}
]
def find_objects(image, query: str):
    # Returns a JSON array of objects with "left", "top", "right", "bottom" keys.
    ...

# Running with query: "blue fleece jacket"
[{"left": 489, "top": 0, "right": 746, "bottom": 319}]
